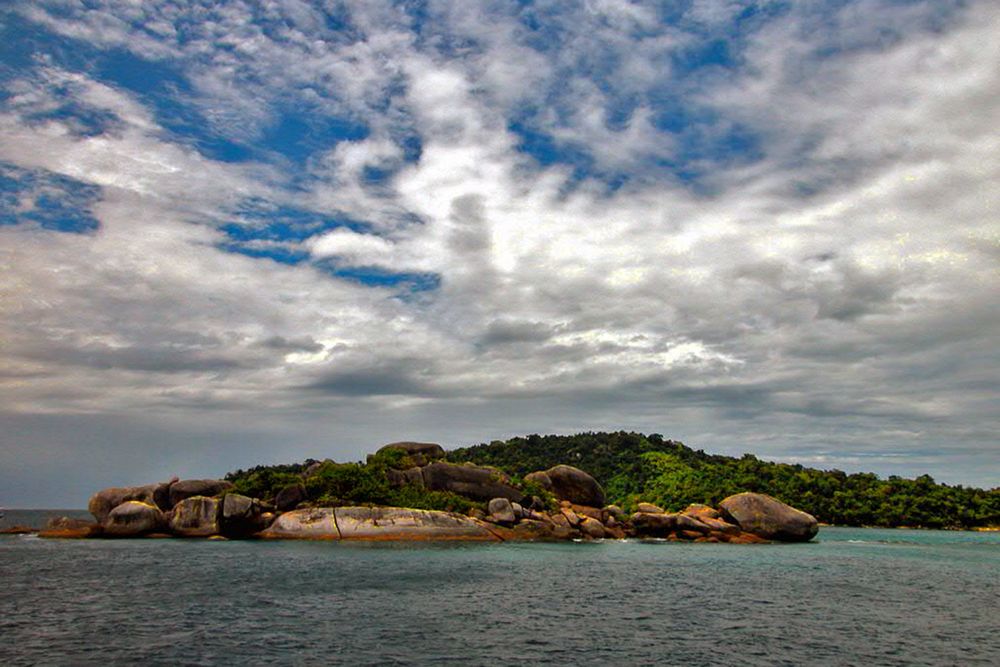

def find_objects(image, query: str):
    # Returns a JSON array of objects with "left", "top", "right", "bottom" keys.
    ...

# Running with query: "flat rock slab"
[
  {"left": 335, "top": 507, "right": 499, "bottom": 541},
  {"left": 259, "top": 507, "right": 500, "bottom": 541},
  {"left": 260, "top": 508, "right": 341, "bottom": 539}
]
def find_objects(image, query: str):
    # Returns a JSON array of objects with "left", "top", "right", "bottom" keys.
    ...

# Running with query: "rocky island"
[{"left": 37, "top": 440, "right": 819, "bottom": 544}]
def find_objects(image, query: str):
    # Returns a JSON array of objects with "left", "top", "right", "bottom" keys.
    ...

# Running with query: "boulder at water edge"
[
  {"left": 221, "top": 493, "right": 268, "bottom": 538},
  {"left": 718, "top": 492, "right": 819, "bottom": 542},
  {"left": 525, "top": 465, "right": 605, "bottom": 507},
  {"left": 169, "top": 496, "right": 221, "bottom": 537},
  {"left": 104, "top": 501, "right": 163, "bottom": 537}
]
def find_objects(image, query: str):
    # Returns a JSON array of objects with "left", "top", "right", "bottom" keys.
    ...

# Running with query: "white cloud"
[{"left": 1, "top": 0, "right": 998, "bottom": 503}]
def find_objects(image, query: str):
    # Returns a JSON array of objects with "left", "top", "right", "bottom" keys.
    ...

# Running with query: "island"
[
  {"left": 27, "top": 431, "right": 997, "bottom": 541},
  {"left": 36, "top": 439, "right": 818, "bottom": 543}
]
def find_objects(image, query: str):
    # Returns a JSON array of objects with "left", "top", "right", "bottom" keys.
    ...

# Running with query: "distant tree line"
[{"left": 449, "top": 432, "right": 1000, "bottom": 529}]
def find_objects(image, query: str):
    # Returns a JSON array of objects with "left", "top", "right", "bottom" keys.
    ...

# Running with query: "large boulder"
[
  {"left": 168, "top": 479, "right": 234, "bottom": 508},
  {"left": 103, "top": 501, "right": 162, "bottom": 537},
  {"left": 220, "top": 493, "right": 267, "bottom": 538},
  {"left": 274, "top": 483, "right": 307, "bottom": 512},
  {"left": 718, "top": 492, "right": 818, "bottom": 542},
  {"left": 525, "top": 465, "right": 605, "bottom": 507},
  {"left": 376, "top": 441, "right": 446, "bottom": 467},
  {"left": 487, "top": 497, "right": 516, "bottom": 524},
  {"left": 169, "top": 496, "right": 221, "bottom": 537},
  {"left": 579, "top": 516, "right": 606, "bottom": 539},
  {"left": 88, "top": 483, "right": 166, "bottom": 523},
  {"left": 420, "top": 462, "right": 523, "bottom": 502},
  {"left": 630, "top": 512, "right": 678, "bottom": 537}
]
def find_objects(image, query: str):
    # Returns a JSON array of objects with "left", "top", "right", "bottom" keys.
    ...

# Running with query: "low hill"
[{"left": 448, "top": 432, "right": 999, "bottom": 529}]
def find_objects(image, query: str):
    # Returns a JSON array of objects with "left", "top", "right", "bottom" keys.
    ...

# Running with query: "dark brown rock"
[
  {"left": 603, "top": 524, "right": 627, "bottom": 539},
  {"left": 221, "top": 493, "right": 266, "bottom": 538},
  {"left": 526, "top": 465, "right": 605, "bottom": 507},
  {"left": 630, "top": 511, "right": 678, "bottom": 537},
  {"left": 275, "top": 483, "right": 307, "bottom": 512},
  {"left": 674, "top": 514, "right": 711, "bottom": 533},
  {"left": 718, "top": 492, "right": 819, "bottom": 542},
  {"left": 579, "top": 516, "right": 605, "bottom": 539},
  {"left": 569, "top": 504, "right": 604, "bottom": 521},
  {"left": 419, "top": 462, "right": 523, "bottom": 502},
  {"left": 387, "top": 466, "right": 425, "bottom": 488},
  {"left": 604, "top": 504, "right": 627, "bottom": 522},
  {"left": 168, "top": 479, "right": 234, "bottom": 508}
]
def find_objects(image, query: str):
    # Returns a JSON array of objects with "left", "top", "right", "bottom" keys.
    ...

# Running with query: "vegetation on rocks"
[{"left": 450, "top": 432, "right": 1000, "bottom": 529}]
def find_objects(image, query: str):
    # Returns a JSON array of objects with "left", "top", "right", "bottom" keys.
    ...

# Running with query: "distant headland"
[{"left": 9, "top": 432, "right": 998, "bottom": 541}]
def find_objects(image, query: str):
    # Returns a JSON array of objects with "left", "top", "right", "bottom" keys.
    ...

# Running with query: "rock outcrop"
[
  {"left": 525, "top": 465, "right": 605, "bottom": 507},
  {"left": 38, "top": 516, "right": 102, "bottom": 539},
  {"left": 103, "top": 501, "right": 162, "bottom": 537},
  {"left": 718, "top": 492, "right": 819, "bottom": 542},
  {"left": 376, "top": 441, "right": 446, "bottom": 466}
]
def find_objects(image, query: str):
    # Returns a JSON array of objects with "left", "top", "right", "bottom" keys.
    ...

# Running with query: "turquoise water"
[{"left": 1, "top": 511, "right": 998, "bottom": 666}]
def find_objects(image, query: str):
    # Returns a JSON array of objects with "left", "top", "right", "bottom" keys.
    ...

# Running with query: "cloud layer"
[{"left": 1, "top": 1, "right": 997, "bottom": 505}]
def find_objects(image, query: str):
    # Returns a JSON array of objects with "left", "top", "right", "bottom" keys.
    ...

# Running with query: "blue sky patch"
[{"left": 0, "top": 163, "right": 101, "bottom": 234}]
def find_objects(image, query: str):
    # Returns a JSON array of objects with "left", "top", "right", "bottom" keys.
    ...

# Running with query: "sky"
[{"left": 1, "top": 0, "right": 997, "bottom": 507}]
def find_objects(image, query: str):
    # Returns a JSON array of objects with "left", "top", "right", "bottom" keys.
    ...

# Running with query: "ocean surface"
[{"left": 2, "top": 510, "right": 998, "bottom": 666}]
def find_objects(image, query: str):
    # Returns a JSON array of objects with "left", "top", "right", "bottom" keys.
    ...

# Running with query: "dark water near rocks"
[{"left": 2, "top": 510, "right": 998, "bottom": 666}]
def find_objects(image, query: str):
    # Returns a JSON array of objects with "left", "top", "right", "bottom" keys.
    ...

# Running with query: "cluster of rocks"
[
  {"left": 38, "top": 477, "right": 273, "bottom": 540},
  {"left": 33, "top": 441, "right": 818, "bottom": 543}
]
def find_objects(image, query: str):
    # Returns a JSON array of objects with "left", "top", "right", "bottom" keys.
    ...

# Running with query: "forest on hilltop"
[{"left": 449, "top": 432, "right": 1000, "bottom": 529}]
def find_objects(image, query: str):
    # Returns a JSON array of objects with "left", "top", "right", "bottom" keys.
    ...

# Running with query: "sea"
[{"left": 1, "top": 509, "right": 998, "bottom": 666}]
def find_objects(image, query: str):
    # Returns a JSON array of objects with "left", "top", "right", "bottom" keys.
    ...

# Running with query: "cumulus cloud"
[{"left": 1, "top": 0, "right": 997, "bottom": 504}]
